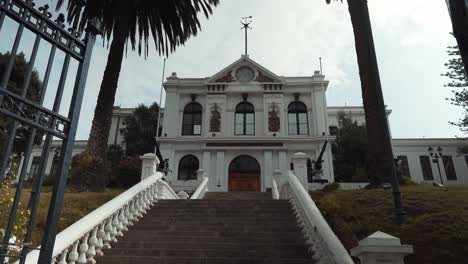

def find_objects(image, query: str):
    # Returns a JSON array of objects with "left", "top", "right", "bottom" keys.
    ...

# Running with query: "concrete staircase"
[{"left": 97, "top": 192, "right": 314, "bottom": 264}]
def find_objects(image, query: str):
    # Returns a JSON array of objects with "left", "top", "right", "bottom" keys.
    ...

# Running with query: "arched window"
[
  {"left": 182, "top": 103, "right": 202, "bottom": 136},
  {"left": 235, "top": 102, "right": 255, "bottom": 135},
  {"left": 288, "top": 101, "right": 308, "bottom": 135},
  {"left": 178, "top": 155, "right": 199, "bottom": 180}
]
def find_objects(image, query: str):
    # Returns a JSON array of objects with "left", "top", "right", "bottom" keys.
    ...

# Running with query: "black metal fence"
[{"left": 0, "top": 0, "right": 98, "bottom": 262}]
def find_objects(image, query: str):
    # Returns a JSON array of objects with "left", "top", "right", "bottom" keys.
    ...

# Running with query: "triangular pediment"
[{"left": 206, "top": 55, "right": 285, "bottom": 84}]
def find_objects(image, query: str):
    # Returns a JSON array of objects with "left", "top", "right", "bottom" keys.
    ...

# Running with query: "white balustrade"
[
  {"left": 20, "top": 154, "right": 181, "bottom": 264},
  {"left": 271, "top": 178, "right": 280, "bottom": 200},
  {"left": 278, "top": 170, "right": 355, "bottom": 264},
  {"left": 191, "top": 171, "right": 209, "bottom": 199}
]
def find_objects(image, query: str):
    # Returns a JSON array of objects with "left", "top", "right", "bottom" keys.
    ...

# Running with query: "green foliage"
[
  {"left": 0, "top": 52, "right": 43, "bottom": 156},
  {"left": 400, "top": 176, "right": 418, "bottom": 186},
  {"left": 442, "top": 43, "right": 468, "bottom": 153},
  {"left": 314, "top": 185, "right": 468, "bottom": 264},
  {"left": 69, "top": 151, "right": 107, "bottom": 191},
  {"left": 322, "top": 182, "right": 340, "bottom": 193},
  {"left": 120, "top": 102, "right": 160, "bottom": 157},
  {"left": 332, "top": 111, "right": 369, "bottom": 182},
  {"left": 116, "top": 157, "right": 141, "bottom": 188}
]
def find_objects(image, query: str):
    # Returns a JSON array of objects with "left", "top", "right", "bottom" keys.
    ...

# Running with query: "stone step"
[
  {"left": 111, "top": 241, "right": 309, "bottom": 250},
  {"left": 102, "top": 246, "right": 310, "bottom": 258},
  {"left": 96, "top": 256, "right": 314, "bottom": 264},
  {"left": 136, "top": 218, "right": 299, "bottom": 226},
  {"left": 128, "top": 224, "right": 302, "bottom": 232},
  {"left": 119, "top": 230, "right": 306, "bottom": 240},
  {"left": 116, "top": 234, "right": 306, "bottom": 244}
]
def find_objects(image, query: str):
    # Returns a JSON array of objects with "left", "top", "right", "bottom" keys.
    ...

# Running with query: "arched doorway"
[{"left": 228, "top": 155, "right": 261, "bottom": 192}]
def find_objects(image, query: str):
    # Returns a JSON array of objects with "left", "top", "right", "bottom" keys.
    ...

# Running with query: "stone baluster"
[
  {"left": 87, "top": 227, "right": 98, "bottom": 263},
  {"left": 103, "top": 217, "right": 113, "bottom": 249},
  {"left": 110, "top": 213, "right": 119, "bottom": 242},
  {"left": 77, "top": 233, "right": 89, "bottom": 264},
  {"left": 57, "top": 248, "right": 68, "bottom": 264},
  {"left": 51, "top": 256, "right": 57, "bottom": 264},
  {"left": 115, "top": 210, "right": 124, "bottom": 236},
  {"left": 68, "top": 240, "right": 80, "bottom": 264},
  {"left": 96, "top": 223, "right": 105, "bottom": 256},
  {"left": 134, "top": 195, "right": 144, "bottom": 218},
  {"left": 125, "top": 202, "right": 135, "bottom": 226},
  {"left": 139, "top": 193, "right": 148, "bottom": 214},
  {"left": 120, "top": 206, "right": 129, "bottom": 231}
]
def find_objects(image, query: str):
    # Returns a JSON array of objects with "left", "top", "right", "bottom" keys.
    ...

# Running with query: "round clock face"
[{"left": 235, "top": 66, "right": 255, "bottom": 82}]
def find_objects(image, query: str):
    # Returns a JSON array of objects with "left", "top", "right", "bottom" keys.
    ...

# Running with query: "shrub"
[
  {"left": 116, "top": 157, "right": 142, "bottom": 188},
  {"left": 322, "top": 182, "right": 340, "bottom": 193},
  {"left": 401, "top": 176, "right": 418, "bottom": 186},
  {"left": 0, "top": 165, "right": 30, "bottom": 257},
  {"left": 69, "top": 151, "right": 107, "bottom": 191}
]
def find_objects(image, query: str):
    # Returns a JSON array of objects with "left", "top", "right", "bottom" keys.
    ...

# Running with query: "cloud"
[{"left": 0, "top": 0, "right": 461, "bottom": 139}]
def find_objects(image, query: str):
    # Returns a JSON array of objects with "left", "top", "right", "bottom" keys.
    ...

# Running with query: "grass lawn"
[
  {"left": 312, "top": 184, "right": 468, "bottom": 264},
  {"left": 2, "top": 187, "right": 122, "bottom": 246}
]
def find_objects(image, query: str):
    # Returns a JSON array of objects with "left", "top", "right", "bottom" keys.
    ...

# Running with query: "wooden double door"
[
  {"left": 228, "top": 173, "right": 260, "bottom": 192},
  {"left": 228, "top": 155, "right": 261, "bottom": 192}
]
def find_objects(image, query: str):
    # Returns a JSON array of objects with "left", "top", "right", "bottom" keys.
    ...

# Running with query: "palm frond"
[{"left": 55, "top": 0, "right": 220, "bottom": 57}]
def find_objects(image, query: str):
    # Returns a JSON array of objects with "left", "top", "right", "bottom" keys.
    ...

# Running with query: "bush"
[
  {"left": 401, "top": 176, "right": 418, "bottom": 186},
  {"left": 116, "top": 157, "right": 142, "bottom": 188},
  {"left": 0, "top": 166, "right": 30, "bottom": 257},
  {"left": 69, "top": 151, "right": 107, "bottom": 191},
  {"left": 322, "top": 182, "right": 340, "bottom": 193}
]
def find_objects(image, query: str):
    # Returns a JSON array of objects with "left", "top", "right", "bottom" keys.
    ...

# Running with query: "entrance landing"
[{"left": 204, "top": 192, "right": 271, "bottom": 200}]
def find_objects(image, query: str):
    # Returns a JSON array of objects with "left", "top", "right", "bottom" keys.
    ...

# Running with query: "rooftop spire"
[{"left": 241, "top": 16, "right": 252, "bottom": 55}]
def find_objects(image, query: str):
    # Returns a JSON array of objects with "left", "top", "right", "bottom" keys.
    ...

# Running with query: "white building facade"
[
  {"left": 159, "top": 55, "right": 334, "bottom": 192},
  {"left": 22, "top": 56, "right": 468, "bottom": 190}
]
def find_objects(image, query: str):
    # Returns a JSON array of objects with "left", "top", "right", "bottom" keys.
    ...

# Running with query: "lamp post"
[{"left": 428, "top": 146, "right": 444, "bottom": 185}]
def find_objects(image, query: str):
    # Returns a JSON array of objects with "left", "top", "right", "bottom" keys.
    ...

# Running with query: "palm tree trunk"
[
  {"left": 347, "top": 0, "right": 405, "bottom": 223},
  {"left": 85, "top": 19, "right": 128, "bottom": 191}
]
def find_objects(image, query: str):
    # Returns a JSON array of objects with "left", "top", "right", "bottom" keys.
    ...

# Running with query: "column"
[
  {"left": 202, "top": 151, "right": 211, "bottom": 186},
  {"left": 216, "top": 151, "right": 225, "bottom": 191},
  {"left": 291, "top": 152, "right": 308, "bottom": 189},
  {"left": 278, "top": 151, "right": 288, "bottom": 175},
  {"left": 264, "top": 151, "right": 272, "bottom": 191}
]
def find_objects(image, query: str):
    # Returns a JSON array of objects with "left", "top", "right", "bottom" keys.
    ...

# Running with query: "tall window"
[
  {"left": 329, "top": 126, "right": 338, "bottom": 136},
  {"left": 307, "top": 159, "right": 313, "bottom": 182},
  {"left": 235, "top": 102, "right": 255, "bottom": 135},
  {"left": 182, "top": 103, "right": 202, "bottom": 136},
  {"left": 419, "top": 156, "right": 434, "bottom": 181},
  {"left": 443, "top": 155, "right": 457, "bottom": 180},
  {"left": 178, "top": 155, "right": 199, "bottom": 181},
  {"left": 288, "top": 101, "right": 308, "bottom": 135},
  {"left": 397, "top": 155, "right": 411, "bottom": 178}
]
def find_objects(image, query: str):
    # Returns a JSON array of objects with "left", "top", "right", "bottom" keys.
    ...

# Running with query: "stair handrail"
[
  {"left": 271, "top": 178, "right": 280, "bottom": 199},
  {"left": 280, "top": 170, "right": 354, "bottom": 264},
  {"left": 191, "top": 177, "right": 209, "bottom": 199},
  {"left": 19, "top": 171, "right": 179, "bottom": 264},
  {"left": 191, "top": 170, "right": 209, "bottom": 199}
]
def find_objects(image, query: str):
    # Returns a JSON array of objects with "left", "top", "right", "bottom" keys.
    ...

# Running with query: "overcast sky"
[{"left": 0, "top": 0, "right": 461, "bottom": 140}]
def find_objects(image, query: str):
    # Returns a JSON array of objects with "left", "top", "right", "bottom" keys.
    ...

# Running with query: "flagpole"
[{"left": 155, "top": 58, "right": 166, "bottom": 154}]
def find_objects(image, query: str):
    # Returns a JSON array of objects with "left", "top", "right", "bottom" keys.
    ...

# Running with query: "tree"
[
  {"left": 120, "top": 102, "right": 160, "bottom": 157},
  {"left": 0, "top": 52, "right": 43, "bottom": 158},
  {"left": 56, "top": 0, "right": 220, "bottom": 191},
  {"left": 332, "top": 112, "right": 368, "bottom": 182},
  {"left": 442, "top": 43, "right": 468, "bottom": 153},
  {"left": 326, "top": 0, "right": 397, "bottom": 187},
  {"left": 326, "top": 0, "right": 404, "bottom": 223}
]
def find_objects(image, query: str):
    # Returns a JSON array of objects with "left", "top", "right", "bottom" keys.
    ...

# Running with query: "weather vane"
[{"left": 241, "top": 16, "right": 252, "bottom": 55}]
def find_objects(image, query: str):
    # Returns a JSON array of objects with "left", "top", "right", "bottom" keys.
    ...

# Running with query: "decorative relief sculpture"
[
  {"left": 255, "top": 70, "right": 274, "bottom": 83},
  {"left": 268, "top": 103, "right": 280, "bottom": 132},
  {"left": 215, "top": 70, "right": 233, "bottom": 83},
  {"left": 209, "top": 103, "right": 221, "bottom": 132}
]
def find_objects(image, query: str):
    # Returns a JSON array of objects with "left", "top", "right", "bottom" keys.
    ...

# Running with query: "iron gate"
[{"left": 0, "top": 0, "right": 98, "bottom": 262}]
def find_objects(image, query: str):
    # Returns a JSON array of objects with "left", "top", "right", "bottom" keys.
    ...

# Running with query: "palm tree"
[
  {"left": 56, "top": 0, "right": 219, "bottom": 191},
  {"left": 326, "top": 0, "right": 404, "bottom": 222}
]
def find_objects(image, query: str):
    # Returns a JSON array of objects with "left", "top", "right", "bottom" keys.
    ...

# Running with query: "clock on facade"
[{"left": 235, "top": 66, "right": 255, "bottom": 82}]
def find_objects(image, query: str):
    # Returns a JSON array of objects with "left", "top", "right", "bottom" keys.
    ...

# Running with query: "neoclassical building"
[
  {"left": 22, "top": 56, "right": 468, "bottom": 190},
  {"left": 159, "top": 55, "right": 334, "bottom": 192}
]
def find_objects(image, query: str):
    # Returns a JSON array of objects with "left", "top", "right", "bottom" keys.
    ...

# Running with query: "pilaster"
[
  {"left": 264, "top": 151, "right": 273, "bottom": 190},
  {"left": 216, "top": 151, "right": 225, "bottom": 191}
]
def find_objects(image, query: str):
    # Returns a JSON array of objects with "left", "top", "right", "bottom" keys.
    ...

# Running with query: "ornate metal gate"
[{"left": 0, "top": 0, "right": 98, "bottom": 262}]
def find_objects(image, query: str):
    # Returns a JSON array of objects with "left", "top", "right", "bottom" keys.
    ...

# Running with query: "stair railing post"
[
  {"left": 140, "top": 153, "right": 159, "bottom": 181},
  {"left": 291, "top": 152, "right": 309, "bottom": 190}
]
